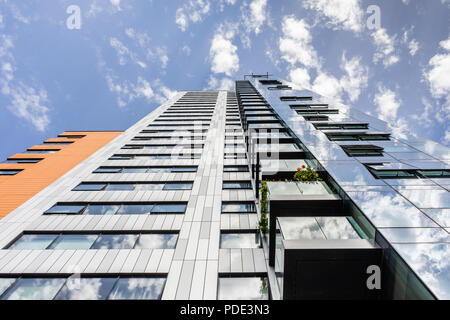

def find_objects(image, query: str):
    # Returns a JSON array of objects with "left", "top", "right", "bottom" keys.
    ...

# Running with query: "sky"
[{"left": 0, "top": 0, "right": 449, "bottom": 161}]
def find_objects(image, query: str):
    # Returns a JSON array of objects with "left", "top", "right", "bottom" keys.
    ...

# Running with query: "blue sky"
[{"left": 0, "top": 0, "right": 449, "bottom": 160}]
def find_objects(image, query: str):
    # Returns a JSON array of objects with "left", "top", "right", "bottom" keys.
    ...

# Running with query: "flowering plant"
[{"left": 293, "top": 165, "right": 322, "bottom": 182}]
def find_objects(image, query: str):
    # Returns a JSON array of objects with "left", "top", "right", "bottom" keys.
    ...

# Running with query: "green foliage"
[
  {"left": 257, "top": 181, "right": 269, "bottom": 235},
  {"left": 293, "top": 166, "right": 322, "bottom": 182}
]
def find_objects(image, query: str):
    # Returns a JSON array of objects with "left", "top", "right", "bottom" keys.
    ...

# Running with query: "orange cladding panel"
[{"left": 0, "top": 131, "right": 123, "bottom": 219}]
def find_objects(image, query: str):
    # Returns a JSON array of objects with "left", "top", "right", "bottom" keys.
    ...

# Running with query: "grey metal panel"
[
  {"left": 161, "top": 260, "right": 183, "bottom": 300},
  {"left": 230, "top": 249, "right": 242, "bottom": 273},
  {"left": 47, "top": 250, "right": 76, "bottom": 273},
  {"left": 203, "top": 260, "right": 219, "bottom": 300},
  {"left": 145, "top": 249, "right": 164, "bottom": 272},
  {"left": 253, "top": 249, "right": 267, "bottom": 273},
  {"left": 175, "top": 260, "right": 195, "bottom": 300},
  {"left": 2, "top": 250, "right": 33, "bottom": 273},
  {"left": 84, "top": 250, "right": 108, "bottom": 273},
  {"left": 61, "top": 250, "right": 87, "bottom": 273},
  {"left": 109, "top": 250, "right": 131, "bottom": 273},
  {"left": 219, "top": 249, "right": 231, "bottom": 273},
  {"left": 157, "top": 249, "right": 174, "bottom": 273},
  {"left": 96, "top": 250, "right": 120, "bottom": 273},
  {"left": 173, "top": 239, "right": 188, "bottom": 261},
  {"left": 242, "top": 248, "right": 255, "bottom": 273},
  {"left": 121, "top": 249, "right": 141, "bottom": 273},
  {"left": 133, "top": 249, "right": 152, "bottom": 273},
  {"left": 35, "top": 250, "right": 65, "bottom": 273},
  {"left": 189, "top": 260, "right": 207, "bottom": 299},
  {"left": 23, "top": 250, "right": 53, "bottom": 273},
  {"left": 196, "top": 239, "right": 209, "bottom": 260}
]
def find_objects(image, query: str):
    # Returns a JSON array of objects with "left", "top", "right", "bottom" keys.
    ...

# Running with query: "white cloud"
[
  {"left": 0, "top": 35, "right": 50, "bottom": 131},
  {"left": 110, "top": 0, "right": 121, "bottom": 10},
  {"left": 288, "top": 68, "right": 311, "bottom": 90},
  {"left": 372, "top": 28, "right": 400, "bottom": 67},
  {"left": 219, "top": 0, "right": 237, "bottom": 11},
  {"left": 241, "top": 0, "right": 268, "bottom": 47},
  {"left": 373, "top": 85, "right": 410, "bottom": 138},
  {"left": 279, "top": 16, "right": 320, "bottom": 69},
  {"left": 175, "top": 0, "right": 211, "bottom": 31},
  {"left": 109, "top": 37, "right": 147, "bottom": 68},
  {"left": 288, "top": 54, "right": 368, "bottom": 103},
  {"left": 209, "top": 25, "right": 239, "bottom": 76},
  {"left": 340, "top": 54, "right": 369, "bottom": 102},
  {"left": 147, "top": 47, "right": 169, "bottom": 69},
  {"left": 105, "top": 73, "right": 156, "bottom": 108},
  {"left": 408, "top": 39, "right": 420, "bottom": 56},
  {"left": 443, "top": 131, "right": 450, "bottom": 146},
  {"left": 374, "top": 85, "right": 401, "bottom": 122},
  {"left": 207, "top": 76, "right": 235, "bottom": 90},
  {"left": 182, "top": 45, "right": 191, "bottom": 56},
  {"left": 423, "top": 36, "right": 450, "bottom": 127},
  {"left": 312, "top": 72, "right": 343, "bottom": 101},
  {"left": 302, "top": 0, "right": 364, "bottom": 33}
]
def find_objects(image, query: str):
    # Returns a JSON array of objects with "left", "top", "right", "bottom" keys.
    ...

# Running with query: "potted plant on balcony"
[
  {"left": 293, "top": 165, "right": 322, "bottom": 182},
  {"left": 292, "top": 165, "right": 333, "bottom": 195}
]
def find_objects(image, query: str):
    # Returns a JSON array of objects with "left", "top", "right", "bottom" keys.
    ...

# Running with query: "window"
[
  {"left": 418, "top": 170, "right": 450, "bottom": 178},
  {"left": 24, "top": 149, "right": 59, "bottom": 154},
  {"left": 117, "top": 204, "right": 154, "bottom": 215},
  {"left": 105, "top": 184, "right": 135, "bottom": 191},
  {"left": 43, "top": 141, "right": 73, "bottom": 145},
  {"left": 220, "top": 233, "right": 261, "bottom": 248},
  {"left": 73, "top": 182, "right": 193, "bottom": 192},
  {"left": 221, "top": 202, "right": 256, "bottom": 213},
  {"left": 260, "top": 80, "right": 281, "bottom": 85},
  {"left": 94, "top": 166, "right": 198, "bottom": 174},
  {"left": 4, "top": 158, "right": 42, "bottom": 164},
  {"left": 93, "top": 167, "right": 122, "bottom": 173},
  {"left": 341, "top": 145, "right": 384, "bottom": 157},
  {"left": 107, "top": 278, "right": 166, "bottom": 300},
  {"left": 0, "top": 277, "right": 166, "bottom": 300},
  {"left": 8, "top": 233, "right": 178, "bottom": 250},
  {"left": 55, "top": 278, "right": 116, "bottom": 300},
  {"left": 91, "top": 234, "right": 138, "bottom": 249},
  {"left": 0, "top": 170, "right": 22, "bottom": 176},
  {"left": 326, "top": 132, "right": 390, "bottom": 142},
  {"left": 224, "top": 166, "right": 249, "bottom": 172},
  {"left": 280, "top": 96, "right": 312, "bottom": 101},
  {"left": 8, "top": 234, "right": 58, "bottom": 250},
  {"left": 162, "top": 183, "right": 193, "bottom": 190},
  {"left": 84, "top": 204, "right": 121, "bottom": 215},
  {"left": 218, "top": 277, "right": 268, "bottom": 300},
  {"left": 44, "top": 204, "right": 86, "bottom": 215},
  {"left": 2, "top": 278, "right": 67, "bottom": 300},
  {"left": 224, "top": 153, "right": 247, "bottom": 159},
  {"left": 44, "top": 202, "right": 187, "bottom": 215},
  {"left": 73, "top": 183, "right": 107, "bottom": 191},
  {"left": 223, "top": 181, "right": 252, "bottom": 190},
  {"left": 0, "top": 279, "right": 16, "bottom": 297},
  {"left": 49, "top": 234, "right": 98, "bottom": 250},
  {"left": 134, "top": 234, "right": 178, "bottom": 249},
  {"left": 314, "top": 123, "right": 369, "bottom": 130}
]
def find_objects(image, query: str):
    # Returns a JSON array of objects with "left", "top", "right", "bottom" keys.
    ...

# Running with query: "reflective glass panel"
[
  {"left": 163, "top": 183, "right": 193, "bottom": 190},
  {"left": 116, "top": 204, "right": 153, "bottom": 215},
  {"left": 45, "top": 204, "right": 85, "bottom": 214},
  {"left": 55, "top": 277, "right": 116, "bottom": 300},
  {"left": 218, "top": 277, "right": 269, "bottom": 300},
  {"left": 84, "top": 204, "right": 120, "bottom": 215},
  {"left": 151, "top": 204, "right": 186, "bottom": 213},
  {"left": 108, "top": 278, "right": 166, "bottom": 300},
  {"left": 9, "top": 234, "right": 58, "bottom": 250},
  {"left": 221, "top": 202, "right": 256, "bottom": 213},
  {"left": 91, "top": 234, "right": 138, "bottom": 249},
  {"left": 49, "top": 234, "right": 98, "bottom": 250},
  {"left": 0, "top": 278, "right": 16, "bottom": 296},
  {"left": 73, "top": 184, "right": 106, "bottom": 191},
  {"left": 2, "top": 278, "right": 66, "bottom": 300},
  {"left": 135, "top": 234, "right": 178, "bottom": 249},
  {"left": 105, "top": 184, "right": 135, "bottom": 191},
  {"left": 220, "top": 233, "right": 261, "bottom": 248}
]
